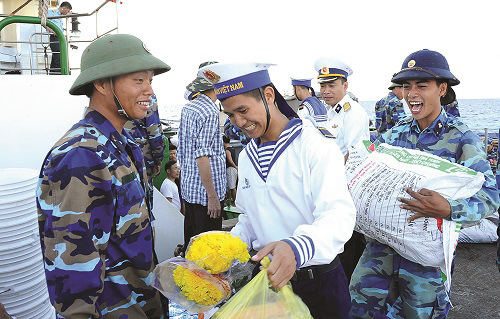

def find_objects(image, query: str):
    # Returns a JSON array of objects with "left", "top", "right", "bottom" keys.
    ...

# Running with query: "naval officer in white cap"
[
  {"left": 314, "top": 57, "right": 370, "bottom": 161},
  {"left": 291, "top": 77, "right": 329, "bottom": 128},
  {"left": 199, "top": 62, "right": 355, "bottom": 318},
  {"left": 314, "top": 57, "right": 370, "bottom": 283}
]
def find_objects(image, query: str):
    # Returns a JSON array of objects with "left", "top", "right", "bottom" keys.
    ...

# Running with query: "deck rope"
[{"left": 38, "top": 0, "right": 49, "bottom": 28}]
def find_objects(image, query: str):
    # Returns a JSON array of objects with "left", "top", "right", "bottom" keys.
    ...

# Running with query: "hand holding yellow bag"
[{"left": 212, "top": 257, "right": 313, "bottom": 319}]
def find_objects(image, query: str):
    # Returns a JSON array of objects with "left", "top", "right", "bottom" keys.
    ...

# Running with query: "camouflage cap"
[
  {"left": 388, "top": 82, "right": 403, "bottom": 90},
  {"left": 186, "top": 61, "right": 218, "bottom": 93}
]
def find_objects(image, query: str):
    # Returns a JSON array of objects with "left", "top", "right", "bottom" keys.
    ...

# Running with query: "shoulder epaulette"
[
  {"left": 316, "top": 126, "right": 334, "bottom": 138},
  {"left": 447, "top": 116, "right": 470, "bottom": 134}
]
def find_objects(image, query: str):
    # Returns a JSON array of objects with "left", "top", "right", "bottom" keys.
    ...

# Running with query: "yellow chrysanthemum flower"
[
  {"left": 173, "top": 266, "right": 227, "bottom": 306},
  {"left": 185, "top": 232, "right": 250, "bottom": 274}
]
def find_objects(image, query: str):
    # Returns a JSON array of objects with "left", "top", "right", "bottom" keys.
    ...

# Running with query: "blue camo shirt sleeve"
[
  {"left": 391, "top": 100, "right": 406, "bottom": 124},
  {"left": 37, "top": 147, "right": 113, "bottom": 317},
  {"left": 448, "top": 132, "right": 500, "bottom": 224},
  {"left": 374, "top": 100, "right": 386, "bottom": 133},
  {"left": 144, "top": 98, "right": 166, "bottom": 166}
]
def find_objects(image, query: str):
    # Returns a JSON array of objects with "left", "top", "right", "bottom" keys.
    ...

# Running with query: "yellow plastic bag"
[{"left": 212, "top": 257, "right": 313, "bottom": 319}]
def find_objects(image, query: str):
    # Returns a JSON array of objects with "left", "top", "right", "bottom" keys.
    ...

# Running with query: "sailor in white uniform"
[
  {"left": 314, "top": 57, "right": 370, "bottom": 160},
  {"left": 314, "top": 57, "right": 370, "bottom": 281},
  {"left": 199, "top": 62, "right": 356, "bottom": 319},
  {"left": 291, "top": 78, "right": 328, "bottom": 127}
]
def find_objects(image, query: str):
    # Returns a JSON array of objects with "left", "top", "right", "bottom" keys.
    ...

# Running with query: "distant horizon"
[
  {"left": 158, "top": 97, "right": 500, "bottom": 108},
  {"left": 24, "top": 0, "right": 499, "bottom": 106}
]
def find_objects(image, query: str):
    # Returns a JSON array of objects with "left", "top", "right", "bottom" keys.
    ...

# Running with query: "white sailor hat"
[
  {"left": 291, "top": 78, "right": 312, "bottom": 87},
  {"left": 198, "top": 62, "right": 296, "bottom": 118},
  {"left": 184, "top": 89, "right": 200, "bottom": 101},
  {"left": 314, "top": 57, "right": 353, "bottom": 83}
]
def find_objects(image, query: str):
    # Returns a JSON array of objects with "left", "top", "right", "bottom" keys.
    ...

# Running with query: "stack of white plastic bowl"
[{"left": 0, "top": 168, "right": 55, "bottom": 319}]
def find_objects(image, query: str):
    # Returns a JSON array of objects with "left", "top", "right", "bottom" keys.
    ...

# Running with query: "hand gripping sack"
[
  {"left": 345, "top": 140, "right": 485, "bottom": 290},
  {"left": 212, "top": 257, "right": 313, "bottom": 319}
]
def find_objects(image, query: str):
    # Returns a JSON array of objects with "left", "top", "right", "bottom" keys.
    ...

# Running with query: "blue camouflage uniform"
[
  {"left": 224, "top": 117, "right": 250, "bottom": 145},
  {"left": 37, "top": 108, "right": 163, "bottom": 318},
  {"left": 443, "top": 99, "right": 460, "bottom": 117},
  {"left": 497, "top": 128, "right": 500, "bottom": 272},
  {"left": 124, "top": 94, "right": 166, "bottom": 189},
  {"left": 375, "top": 91, "right": 406, "bottom": 134},
  {"left": 350, "top": 109, "right": 500, "bottom": 319}
]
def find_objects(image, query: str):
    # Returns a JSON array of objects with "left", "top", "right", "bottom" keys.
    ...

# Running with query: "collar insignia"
[
  {"left": 335, "top": 105, "right": 342, "bottom": 113},
  {"left": 344, "top": 102, "right": 351, "bottom": 112},
  {"left": 434, "top": 120, "right": 443, "bottom": 136}
]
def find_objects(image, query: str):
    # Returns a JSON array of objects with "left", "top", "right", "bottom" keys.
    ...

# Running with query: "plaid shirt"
[{"left": 177, "top": 94, "right": 226, "bottom": 205}]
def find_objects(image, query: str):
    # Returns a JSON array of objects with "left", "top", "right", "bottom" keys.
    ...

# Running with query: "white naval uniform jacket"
[
  {"left": 326, "top": 94, "right": 370, "bottom": 155},
  {"left": 231, "top": 119, "right": 356, "bottom": 268}
]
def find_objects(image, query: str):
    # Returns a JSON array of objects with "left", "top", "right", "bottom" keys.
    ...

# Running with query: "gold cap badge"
[
  {"left": 203, "top": 70, "right": 220, "bottom": 84},
  {"left": 408, "top": 60, "right": 416, "bottom": 68},
  {"left": 321, "top": 66, "right": 329, "bottom": 75}
]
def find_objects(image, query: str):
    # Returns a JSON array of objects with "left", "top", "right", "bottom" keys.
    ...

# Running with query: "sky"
[
  {"left": 9, "top": 0, "right": 500, "bottom": 104},
  {"left": 106, "top": 0, "right": 500, "bottom": 104},
  {"left": 1, "top": 0, "right": 499, "bottom": 170}
]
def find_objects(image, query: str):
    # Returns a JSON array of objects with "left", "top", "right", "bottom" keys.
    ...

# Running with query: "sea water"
[{"left": 159, "top": 99, "right": 499, "bottom": 135}]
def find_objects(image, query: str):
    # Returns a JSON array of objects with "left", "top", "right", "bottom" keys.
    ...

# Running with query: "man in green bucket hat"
[
  {"left": 37, "top": 34, "right": 170, "bottom": 318},
  {"left": 177, "top": 61, "right": 228, "bottom": 255}
]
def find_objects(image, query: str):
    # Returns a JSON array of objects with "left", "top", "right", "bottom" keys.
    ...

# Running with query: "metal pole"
[
  {"left": 9, "top": 0, "right": 33, "bottom": 16},
  {"left": 0, "top": 16, "right": 69, "bottom": 75},
  {"left": 484, "top": 128, "right": 488, "bottom": 150}
]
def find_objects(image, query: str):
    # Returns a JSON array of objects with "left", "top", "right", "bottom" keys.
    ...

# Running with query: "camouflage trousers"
[{"left": 349, "top": 240, "right": 451, "bottom": 319}]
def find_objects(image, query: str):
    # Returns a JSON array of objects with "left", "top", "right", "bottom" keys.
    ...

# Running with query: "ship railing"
[{"left": 0, "top": 0, "right": 119, "bottom": 74}]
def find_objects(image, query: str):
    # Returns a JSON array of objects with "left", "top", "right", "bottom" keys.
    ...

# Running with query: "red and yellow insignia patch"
[
  {"left": 204, "top": 70, "right": 221, "bottom": 84},
  {"left": 321, "top": 66, "right": 329, "bottom": 75}
]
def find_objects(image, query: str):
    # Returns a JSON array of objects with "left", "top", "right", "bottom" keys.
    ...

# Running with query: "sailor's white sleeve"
[
  {"left": 283, "top": 133, "right": 356, "bottom": 268},
  {"left": 230, "top": 176, "right": 257, "bottom": 248},
  {"left": 344, "top": 107, "right": 370, "bottom": 150},
  {"left": 296, "top": 108, "right": 308, "bottom": 120}
]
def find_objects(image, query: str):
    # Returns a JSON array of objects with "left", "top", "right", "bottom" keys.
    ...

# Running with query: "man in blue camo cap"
[
  {"left": 374, "top": 82, "right": 405, "bottom": 134},
  {"left": 349, "top": 49, "right": 499, "bottom": 318},
  {"left": 37, "top": 34, "right": 170, "bottom": 318}
]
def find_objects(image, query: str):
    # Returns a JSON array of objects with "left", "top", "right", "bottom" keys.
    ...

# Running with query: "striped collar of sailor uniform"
[
  {"left": 245, "top": 118, "right": 302, "bottom": 182},
  {"left": 298, "top": 96, "right": 328, "bottom": 124}
]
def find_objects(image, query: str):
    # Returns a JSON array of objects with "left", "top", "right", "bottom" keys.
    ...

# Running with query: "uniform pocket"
[{"left": 114, "top": 178, "right": 150, "bottom": 238}]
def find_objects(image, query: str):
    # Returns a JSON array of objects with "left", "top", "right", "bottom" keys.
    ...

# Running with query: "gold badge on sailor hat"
[
  {"left": 203, "top": 70, "right": 221, "bottom": 84},
  {"left": 321, "top": 66, "right": 329, "bottom": 75},
  {"left": 344, "top": 102, "right": 351, "bottom": 112},
  {"left": 408, "top": 59, "right": 416, "bottom": 68}
]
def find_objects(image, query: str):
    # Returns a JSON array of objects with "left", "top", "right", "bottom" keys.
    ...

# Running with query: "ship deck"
[{"left": 449, "top": 243, "right": 499, "bottom": 318}]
